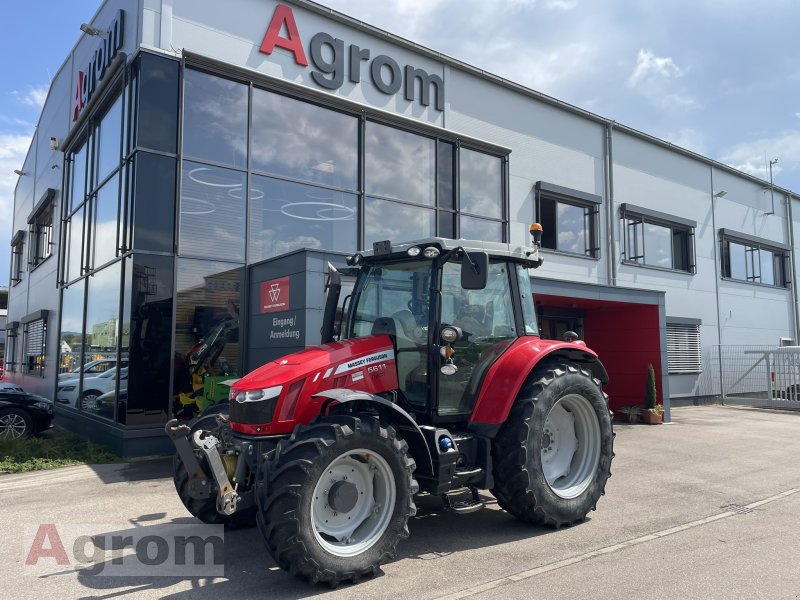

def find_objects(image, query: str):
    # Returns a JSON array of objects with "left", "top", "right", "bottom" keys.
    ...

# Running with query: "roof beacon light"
[
  {"left": 530, "top": 223, "right": 543, "bottom": 246},
  {"left": 422, "top": 246, "right": 440, "bottom": 258}
]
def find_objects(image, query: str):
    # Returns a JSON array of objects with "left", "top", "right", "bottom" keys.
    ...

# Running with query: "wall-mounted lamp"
[
  {"left": 49, "top": 137, "right": 58, "bottom": 151},
  {"left": 713, "top": 190, "right": 728, "bottom": 198},
  {"left": 80, "top": 23, "right": 106, "bottom": 37},
  {"left": 13, "top": 169, "right": 27, "bottom": 176}
]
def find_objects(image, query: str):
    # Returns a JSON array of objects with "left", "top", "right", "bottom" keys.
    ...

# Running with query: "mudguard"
[{"left": 468, "top": 337, "right": 608, "bottom": 434}]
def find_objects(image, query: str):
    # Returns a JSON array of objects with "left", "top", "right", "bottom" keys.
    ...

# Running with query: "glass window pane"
[
  {"left": 626, "top": 218, "right": 644, "bottom": 262},
  {"left": 760, "top": 249, "right": 775, "bottom": 286},
  {"left": 123, "top": 254, "right": 175, "bottom": 425},
  {"left": 94, "top": 174, "right": 119, "bottom": 267},
  {"left": 248, "top": 175, "right": 357, "bottom": 262},
  {"left": 539, "top": 197, "right": 556, "bottom": 249},
  {"left": 644, "top": 222, "right": 672, "bottom": 269},
  {"left": 728, "top": 242, "right": 746, "bottom": 280},
  {"left": 438, "top": 211, "right": 455, "bottom": 239},
  {"left": 133, "top": 153, "right": 176, "bottom": 253},
  {"left": 96, "top": 95, "right": 122, "bottom": 184},
  {"left": 460, "top": 148, "right": 502, "bottom": 218},
  {"left": 70, "top": 143, "right": 87, "bottom": 211},
  {"left": 137, "top": 53, "right": 179, "bottom": 154},
  {"left": 183, "top": 69, "right": 248, "bottom": 169},
  {"left": 67, "top": 207, "right": 85, "bottom": 281},
  {"left": 437, "top": 141, "right": 454, "bottom": 210},
  {"left": 180, "top": 161, "right": 246, "bottom": 261},
  {"left": 80, "top": 262, "right": 122, "bottom": 419},
  {"left": 174, "top": 259, "right": 243, "bottom": 419},
  {"left": 364, "top": 198, "right": 435, "bottom": 248},
  {"left": 251, "top": 89, "right": 358, "bottom": 190},
  {"left": 672, "top": 229, "right": 689, "bottom": 271},
  {"left": 556, "top": 203, "right": 586, "bottom": 254},
  {"left": 460, "top": 215, "right": 502, "bottom": 242},
  {"left": 57, "top": 282, "right": 86, "bottom": 385},
  {"left": 366, "top": 122, "right": 435, "bottom": 206},
  {"left": 516, "top": 264, "right": 539, "bottom": 335}
]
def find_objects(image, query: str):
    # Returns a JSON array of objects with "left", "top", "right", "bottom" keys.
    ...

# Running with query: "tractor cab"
[{"left": 336, "top": 237, "right": 543, "bottom": 423}]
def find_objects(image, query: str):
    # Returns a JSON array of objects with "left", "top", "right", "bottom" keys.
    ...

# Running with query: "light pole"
[{"left": 767, "top": 158, "right": 778, "bottom": 215}]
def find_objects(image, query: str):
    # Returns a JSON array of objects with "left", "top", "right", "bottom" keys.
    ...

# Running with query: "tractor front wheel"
[
  {"left": 492, "top": 364, "right": 614, "bottom": 527},
  {"left": 257, "top": 415, "right": 417, "bottom": 585}
]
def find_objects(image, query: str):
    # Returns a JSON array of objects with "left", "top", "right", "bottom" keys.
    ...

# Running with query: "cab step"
[{"left": 442, "top": 487, "right": 485, "bottom": 514}]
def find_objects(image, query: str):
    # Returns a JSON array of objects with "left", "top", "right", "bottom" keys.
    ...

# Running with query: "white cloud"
[
  {"left": 0, "top": 132, "right": 34, "bottom": 278},
  {"left": 13, "top": 86, "right": 49, "bottom": 109},
  {"left": 544, "top": 0, "right": 578, "bottom": 9},
  {"left": 720, "top": 130, "right": 800, "bottom": 180},
  {"left": 628, "top": 49, "right": 683, "bottom": 88}
]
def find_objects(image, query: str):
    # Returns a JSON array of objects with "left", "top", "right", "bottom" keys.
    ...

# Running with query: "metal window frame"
[
  {"left": 720, "top": 229, "right": 790, "bottom": 288},
  {"left": 534, "top": 182, "right": 600, "bottom": 258},
  {"left": 620, "top": 204, "right": 696, "bottom": 273}
]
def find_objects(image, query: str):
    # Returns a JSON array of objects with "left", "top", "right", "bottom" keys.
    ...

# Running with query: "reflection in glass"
[
  {"left": 366, "top": 122, "right": 435, "bottom": 206},
  {"left": 56, "top": 282, "right": 87, "bottom": 408},
  {"left": 728, "top": 242, "right": 747, "bottom": 280},
  {"left": 251, "top": 89, "right": 358, "bottom": 190},
  {"left": 556, "top": 202, "right": 586, "bottom": 254},
  {"left": 460, "top": 148, "right": 502, "bottom": 218},
  {"left": 437, "top": 141, "right": 455, "bottom": 210},
  {"left": 180, "top": 161, "right": 246, "bottom": 261},
  {"left": 459, "top": 214, "right": 502, "bottom": 242},
  {"left": 760, "top": 249, "right": 775, "bottom": 286},
  {"left": 644, "top": 223, "right": 672, "bottom": 269},
  {"left": 96, "top": 95, "right": 122, "bottom": 184},
  {"left": 132, "top": 153, "right": 176, "bottom": 253},
  {"left": 94, "top": 174, "right": 119, "bottom": 267},
  {"left": 248, "top": 175, "right": 357, "bottom": 262},
  {"left": 70, "top": 143, "right": 88, "bottom": 211},
  {"left": 137, "top": 53, "right": 180, "bottom": 154},
  {"left": 174, "top": 259, "right": 242, "bottom": 419},
  {"left": 183, "top": 69, "right": 248, "bottom": 169},
  {"left": 364, "top": 198, "right": 435, "bottom": 248},
  {"left": 66, "top": 207, "right": 85, "bottom": 281},
  {"left": 123, "top": 254, "right": 175, "bottom": 425},
  {"left": 81, "top": 262, "right": 122, "bottom": 419}
]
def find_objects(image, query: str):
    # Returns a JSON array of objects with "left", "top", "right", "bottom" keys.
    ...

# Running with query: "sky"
[{"left": 1, "top": 0, "right": 799, "bottom": 286}]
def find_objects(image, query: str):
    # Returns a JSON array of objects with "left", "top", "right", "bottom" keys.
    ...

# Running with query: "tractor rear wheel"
[
  {"left": 492, "top": 364, "right": 614, "bottom": 527},
  {"left": 257, "top": 415, "right": 417, "bottom": 586},
  {"left": 173, "top": 413, "right": 256, "bottom": 528}
]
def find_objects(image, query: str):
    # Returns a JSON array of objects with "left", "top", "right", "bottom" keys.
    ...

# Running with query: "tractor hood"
[{"left": 228, "top": 335, "right": 399, "bottom": 435}]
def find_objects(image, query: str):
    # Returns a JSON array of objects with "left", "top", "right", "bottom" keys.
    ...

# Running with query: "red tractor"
[{"left": 167, "top": 227, "right": 614, "bottom": 585}]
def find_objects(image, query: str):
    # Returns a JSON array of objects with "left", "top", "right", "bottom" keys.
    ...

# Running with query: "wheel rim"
[
  {"left": 0, "top": 413, "right": 28, "bottom": 439},
  {"left": 541, "top": 393, "right": 601, "bottom": 499},
  {"left": 82, "top": 393, "right": 98, "bottom": 411},
  {"left": 311, "top": 449, "right": 396, "bottom": 557}
]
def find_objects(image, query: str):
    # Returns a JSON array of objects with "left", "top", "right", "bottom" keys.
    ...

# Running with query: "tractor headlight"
[
  {"left": 406, "top": 246, "right": 421, "bottom": 257},
  {"left": 422, "top": 246, "right": 440, "bottom": 258},
  {"left": 233, "top": 386, "right": 282, "bottom": 403},
  {"left": 441, "top": 326, "right": 462, "bottom": 343}
]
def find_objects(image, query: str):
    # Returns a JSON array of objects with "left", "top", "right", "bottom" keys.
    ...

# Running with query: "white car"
[
  {"left": 56, "top": 367, "right": 128, "bottom": 410},
  {"left": 58, "top": 359, "right": 127, "bottom": 382}
]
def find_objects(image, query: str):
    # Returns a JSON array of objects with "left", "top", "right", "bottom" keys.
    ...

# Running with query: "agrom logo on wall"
[
  {"left": 73, "top": 9, "right": 125, "bottom": 122},
  {"left": 259, "top": 4, "right": 444, "bottom": 111}
]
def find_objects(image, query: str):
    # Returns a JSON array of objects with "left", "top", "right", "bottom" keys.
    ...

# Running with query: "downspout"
[
  {"left": 786, "top": 194, "right": 800, "bottom": 342},
  {"left": 604, "top": 122, "right": 617, "bottom": 286},
  {"left": 710, "top": 169, "right": 725, "bottom": 402}
]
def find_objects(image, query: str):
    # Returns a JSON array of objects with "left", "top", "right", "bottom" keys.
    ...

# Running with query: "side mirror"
[{"left": 461, "top": 252, "right": 488, "bottom": 290}]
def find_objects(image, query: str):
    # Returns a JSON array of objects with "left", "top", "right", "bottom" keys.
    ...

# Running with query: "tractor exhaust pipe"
[{"left": 321, "top": 262, "right": 342, "bottom": 344}]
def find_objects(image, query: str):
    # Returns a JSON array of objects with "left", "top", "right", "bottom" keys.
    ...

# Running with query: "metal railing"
[{"left": 710, "top": 345, "right": 800, "bottom": 409}]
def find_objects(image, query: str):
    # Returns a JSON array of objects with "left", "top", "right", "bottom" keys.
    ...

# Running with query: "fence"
[{"left": 707, "top": 345, "right": 800, "bottom": 409}]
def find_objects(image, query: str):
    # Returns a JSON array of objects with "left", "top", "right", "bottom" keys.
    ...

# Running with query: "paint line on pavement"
[{"left": 435, "top": 488, "right": 800, "bottom": 600}]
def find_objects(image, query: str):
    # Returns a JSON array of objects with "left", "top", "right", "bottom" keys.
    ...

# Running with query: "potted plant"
[
  {"left": 618, "top": 406, "right": 641, "bottom": 423},
  {"left": 641, "top": 363, "right": 662, "bottom": 425}
]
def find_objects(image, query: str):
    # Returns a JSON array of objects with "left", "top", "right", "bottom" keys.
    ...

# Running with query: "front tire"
[
  {"left": 257, "top": 415, "right": 417, "bottom": 586},
  {"left": 492, "top": 364, "right": 614, "bottom": 527}
]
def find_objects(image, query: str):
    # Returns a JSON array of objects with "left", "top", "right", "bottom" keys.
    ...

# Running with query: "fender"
[
  {"left": 468, "top": 337, "right": 608, "bottom": 435},
  {"left": 313, "top": 388, "right": 434, "bottom": 477}
]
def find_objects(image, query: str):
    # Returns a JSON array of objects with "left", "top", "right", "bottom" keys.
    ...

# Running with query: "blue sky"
[{"left": 2, "top": 0, "right": 799, "bottom": 286}]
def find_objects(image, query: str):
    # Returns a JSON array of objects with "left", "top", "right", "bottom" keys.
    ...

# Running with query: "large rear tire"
[
  {"left": 173, "top": 414, "right": 256, "bottom": 528},
  {"left": 257, "top": 415, "right": 417, "bottom": 586},
  {"left": 492, "top": 364, "right": 614, "bottom": 527}
]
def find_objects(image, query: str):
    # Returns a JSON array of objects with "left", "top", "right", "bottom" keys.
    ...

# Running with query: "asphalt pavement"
[{"left": 2, "top": 405, "right": 800, "bottom": 599}]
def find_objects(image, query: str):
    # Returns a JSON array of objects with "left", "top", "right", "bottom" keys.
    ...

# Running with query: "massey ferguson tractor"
[{"left": 167, "top": 225, "right": 615, "bottom": 585}]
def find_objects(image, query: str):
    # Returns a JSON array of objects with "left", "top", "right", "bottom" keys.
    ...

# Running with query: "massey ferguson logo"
[
  {"left": 259, "top": 4, "right": 444, "bottom": 111},
  {"left": 260, "top": 277, "right": 290, "bottom": 314},
  {"left": 73, "top": 10, "right": 125, "bottom": 121}
]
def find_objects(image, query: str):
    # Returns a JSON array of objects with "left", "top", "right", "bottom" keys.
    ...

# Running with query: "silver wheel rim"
[
  {"left": 0, "top": 413, "right": 28, "bottom": 439},
  {"left": 311, "top": 449, "right": 396, "bottom": 557},
  {"left": 81, "top": 393, "right": 98, "bottom": 411},
  {"left": 541, "top": 393, "right": 601, "bottom": 499}
]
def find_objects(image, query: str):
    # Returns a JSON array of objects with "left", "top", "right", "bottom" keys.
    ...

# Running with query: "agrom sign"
[
  {"left": 73, "top": 10, "right": 125, "bottom": 122},
  {"left": 260, "top": 4, "right": 444, "bottom": 111}
]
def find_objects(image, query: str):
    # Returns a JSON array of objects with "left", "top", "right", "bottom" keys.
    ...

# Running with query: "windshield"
[{"left": 347, "top": 262, "right": 432, "bottom": 340}]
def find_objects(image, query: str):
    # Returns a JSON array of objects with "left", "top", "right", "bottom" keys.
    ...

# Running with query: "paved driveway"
[{"left": 3, "top": 406, "right": 800, "bottom": 599}]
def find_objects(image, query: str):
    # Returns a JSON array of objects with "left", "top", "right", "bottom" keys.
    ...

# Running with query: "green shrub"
[
  {"left": 0, "top": 430, "right": 121, "bottom": 474},
  {"left": 645, "top": 363, "right": 657, "bottom": 410}
]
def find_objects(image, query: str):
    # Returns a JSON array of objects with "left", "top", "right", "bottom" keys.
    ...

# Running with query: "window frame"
[
  {"left": 5, "top": 322, "right": 19, "bottom": 373},
  {"left": 620, "top": 203, "right": 696, "bottom": 274},
  {"left": 21, "top": 311, "right": 48, "bottom": 377},
  {"left": 10, "top": 229, "right": 25, "bottom": 285},
  {"left": 27, "top": 188, "right": 56, "bottom": 271},
  {"left": 719, "top": 228, "right": 791, "bottom": 288},
  {"left": 534, "top": 181, "right": 601, "bottom": 259}
]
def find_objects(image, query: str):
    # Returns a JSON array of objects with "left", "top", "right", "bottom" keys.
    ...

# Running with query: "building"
[{"left": 6, "top": 0, "right": 799, "bottom": 455}]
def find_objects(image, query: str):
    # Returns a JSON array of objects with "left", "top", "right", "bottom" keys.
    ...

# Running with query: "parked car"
[
  {"left": 56, "top": 367, "right": 128, "bottom": 410},
  {"left": 0, "top": 382, "right": 24, "bottom": 393},
  {"left": 58, "top": 359, "right": 128, "bottom": 382},
  {"left": 0, "top": 391, "right": 54, "bottom": 439}
]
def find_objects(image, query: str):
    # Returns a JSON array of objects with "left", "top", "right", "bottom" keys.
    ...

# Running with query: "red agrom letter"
[
  {"left": 25, "top": 524, "right": 69, "bottom": 566},
  {"left": 259, "top": 4, "right": 308, "bottom": 66}
]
